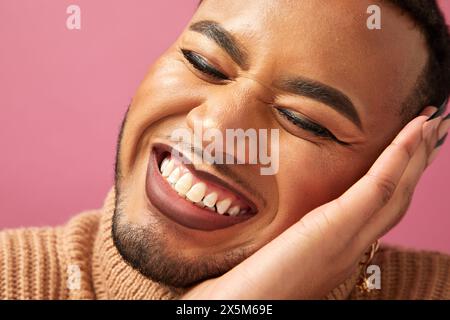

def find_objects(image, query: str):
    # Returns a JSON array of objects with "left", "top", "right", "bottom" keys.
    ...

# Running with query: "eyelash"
[
  {"left": 276, "top": 108, "right": 345, "bottom": 143},
  {"left": 181, "top": 49, "right": 345, "bottom": 145},
  {"left": 181, "top": 49, "right": 229, "bottom": 81}
]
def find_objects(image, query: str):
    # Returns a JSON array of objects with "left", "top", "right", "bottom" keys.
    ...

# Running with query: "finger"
[
  {"left": 428, "top": 113, "right": 450, "bottom": 165},
  {"left": 436, "top": 113, "right": 450, "bottom": 146},
  {"left": 359, "top": 115, "right": 443, "bottom": 243},
  {"left": 322, "top": 112, "right": 429, "bottom": 240},
  {"left": 212, "top": 214, "right": 348, "bottom": 299}
]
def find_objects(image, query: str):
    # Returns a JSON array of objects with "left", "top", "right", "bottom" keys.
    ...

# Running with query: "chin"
[{"left": 111, "top": 138, "right": 268, "bottom": 287}]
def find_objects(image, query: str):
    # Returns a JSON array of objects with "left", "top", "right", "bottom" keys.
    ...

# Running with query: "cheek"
[
  {"left": 118, "top": 52, "right": 204, "bottom": 176},
  {"left": 133, "top": 54, "right": 203, "bottom": 120},
  {"left": 274, "top": 143, "right": 370, "bottom": 227}
]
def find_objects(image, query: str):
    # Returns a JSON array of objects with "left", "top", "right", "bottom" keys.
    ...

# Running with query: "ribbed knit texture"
[{"left": 1, "top": 188, "right": 449, "bottom": 300}]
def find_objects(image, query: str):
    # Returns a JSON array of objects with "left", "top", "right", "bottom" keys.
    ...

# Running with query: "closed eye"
[
  {"left": 181, "top": 49, "right": 229, "bottom": 81},
  {"left": 276, "top": 107, "right": 349, "bottom": 145}
]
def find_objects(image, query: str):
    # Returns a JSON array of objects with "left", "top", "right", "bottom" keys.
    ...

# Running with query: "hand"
[{"left": 181, "top": 106, "right": 450, "bottom": 299}]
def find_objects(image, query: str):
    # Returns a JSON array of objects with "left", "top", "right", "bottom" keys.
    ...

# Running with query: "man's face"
[{"left": 112, "top": 0, "right": 427, "bottom": 287}]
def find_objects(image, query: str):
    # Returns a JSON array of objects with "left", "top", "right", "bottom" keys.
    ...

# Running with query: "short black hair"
[
  {"left": 387, "top": 0, "right": 450, "bottom": 122},
  {"left": 198, "top": 0, "right": 450, "bottom": 121}
]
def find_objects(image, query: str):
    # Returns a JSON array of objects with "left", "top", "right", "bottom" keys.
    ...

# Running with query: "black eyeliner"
[
  {"left": 277, "top": 108, "right": 330, "bottom": 136},
  {"left": 181, "top": 49, "right": 229, "bottom": 80},
  {"left": 276, "top": 108, "right": 348, "bottom": 145}
]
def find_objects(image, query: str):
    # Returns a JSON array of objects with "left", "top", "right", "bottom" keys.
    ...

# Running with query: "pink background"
[{"left": 0, "top": 0, "right": 449, "bottom": 254}]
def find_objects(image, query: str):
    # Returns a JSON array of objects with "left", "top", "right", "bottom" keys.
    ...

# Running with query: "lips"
[{"left": 145, "top": 144, "right": 258, "bottom": 231}]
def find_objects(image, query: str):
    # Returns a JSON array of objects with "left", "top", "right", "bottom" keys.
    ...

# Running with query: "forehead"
[{"left": 191, "top": 0, "right": 427, "bottom": 122}]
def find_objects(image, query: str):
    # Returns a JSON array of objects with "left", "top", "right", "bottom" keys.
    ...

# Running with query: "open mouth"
[{"left": 145, "top": 144, "right": 258, "bottom": 231}]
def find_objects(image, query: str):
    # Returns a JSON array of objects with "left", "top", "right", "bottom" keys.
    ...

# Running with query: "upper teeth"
[
  {"left": 159, "top": 158, "right": 247, "bottom": 216},
  {"left": 186, "top": 182, "right": 207, "bottom": 202},
  {"left": 161, "top": 158, "right": 175, "bottom": 177},
  {"left": 216, "top": 198, "right": 232, "bottom": 214},
  {"left": 227, "top": 205, "right": 240, "bottom": 216},
  {"left": 160, "top": 157, "right": 170, "bottom": 173},
  {"left": 167, "top": 167, "right": 181, "bottom": 184},
  {"left": 202, "top": 192, "right": 218, "bottom": 208},
  {"left": 174, "top": 173, "right": 193, "bottom": 196}
]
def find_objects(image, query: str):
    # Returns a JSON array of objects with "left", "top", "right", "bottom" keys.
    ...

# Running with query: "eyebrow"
[
  {"left": 189, "top": 20, "right": 362, "bottom": 129},
  {"left": 276, "top": 76, "right": 362, "bottom": 129},
  {"left": 189, "top": 20, "right": 249, "bottom": 69}
]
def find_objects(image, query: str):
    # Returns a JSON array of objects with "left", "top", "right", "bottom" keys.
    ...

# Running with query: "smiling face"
[{"left": 112, "top": 0, "right": 427, "bottom": 287}]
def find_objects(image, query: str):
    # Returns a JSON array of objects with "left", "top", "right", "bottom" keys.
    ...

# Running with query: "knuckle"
[
  {"left": 380, "top": 185, "right": 414, "bottom": 236},
  {"left": 402, "top": 184, "right": 415, "bottom": 209},
  {"left": 394, "top": 185, "right": 414, "bottom": 222},
  {"left": 368, "top": 173, "right": 397, "bottom": 206},
  {"left": 391, "top": 141, "right": 414, "bottom": 160}
]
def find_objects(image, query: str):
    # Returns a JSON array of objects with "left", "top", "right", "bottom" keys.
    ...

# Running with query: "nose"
[{"left": 186, "top": 77, "right": 271, "bottom": 133}]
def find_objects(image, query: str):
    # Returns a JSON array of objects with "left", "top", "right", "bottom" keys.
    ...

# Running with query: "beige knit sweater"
[{"left": 1, "top": 189, "right": 449, "bottom": 300}]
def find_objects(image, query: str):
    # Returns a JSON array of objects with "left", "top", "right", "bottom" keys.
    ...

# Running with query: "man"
[{"left": 1, "top": 0, "right": 449, "bottom": 299}]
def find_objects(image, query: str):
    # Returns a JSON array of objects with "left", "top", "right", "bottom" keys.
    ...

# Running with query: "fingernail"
[
  {"left": 426, "top": 97, "right": 448, "bottom": 121},
  {"left": 426, "top": 109, "right": 442, "bottom": 121},
  {"left": 423, "top": 116, "right": 441, "bottom": 139},
  {"left": 435, "top": 132, "right": 448, "bottom": 149},
  {"left": 422, "top": 106, "right": 438, "bottom": 119},
  {"left": 439, "top": 118, "right": 450, "bottom": 138}
]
